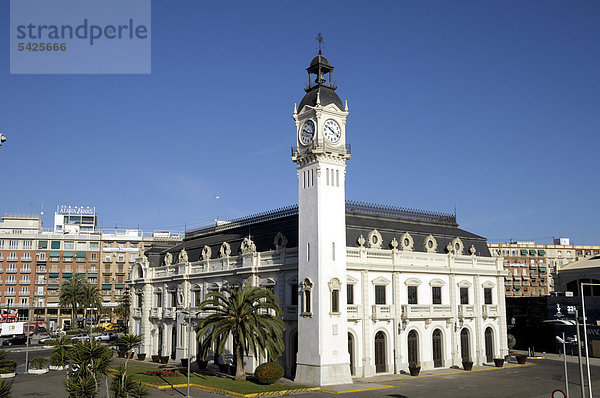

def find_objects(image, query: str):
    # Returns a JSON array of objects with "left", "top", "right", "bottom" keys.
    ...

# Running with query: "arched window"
[
  {"left": 408, "top": 330, "right": 419, "bottom": 365},
  {"left": 301, "top": 278, "right": 313, "bottom": 317},
  {"left": 329, "top": 278, "right": 341, "bottom": 314}
]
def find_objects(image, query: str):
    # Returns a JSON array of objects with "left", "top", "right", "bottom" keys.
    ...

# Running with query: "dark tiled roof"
[
  {"left": 298, "top": 86, "right": 344, "bottom": 112},
  {"left": 153, "top": 202, "right": 490, "bottom": 265}
]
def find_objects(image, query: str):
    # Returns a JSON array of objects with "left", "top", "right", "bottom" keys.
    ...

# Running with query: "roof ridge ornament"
[{"left": 316, "top": 32, "right": 324, "bottom": 55}]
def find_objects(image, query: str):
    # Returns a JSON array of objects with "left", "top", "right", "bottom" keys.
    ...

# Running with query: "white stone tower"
[{"left": 292, "top": 50, "right": 353, "bottom": 386}]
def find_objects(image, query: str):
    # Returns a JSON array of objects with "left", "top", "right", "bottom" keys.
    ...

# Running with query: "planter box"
[
  {"left": 151, "top": 355, "right": 160, "bottom": 363},
  {"left": 137, "top": 354, "right": 146, "bottom": 361},
  {"left": 28, "top": 368, "right": 49, "bottom": 375},
  {"left": 196, "top": 360, "right": 208, "bottom": 370},
  {"left": 516, "top": 354, "right": 527, "bottom": 364},
  {"left": 49, "top": 365, "right": 66, "bottom": 371},
  {"left": 0, "top": 372, "right": 15, "bottom": 379},
  {"left": 408, "top": 366, "right": 421, "bottom": 376},
  {"left": 160, "top": 356, "right": 169, "bottom": 364},
  {"left": 493, "top": 358, "right": 504, "bottom": 368},
  {"left": 462, "top": 361, "right": 473, "bottom": 371},
  {"left": 181, "top": 358, "right": 189, "bottom": 368}
]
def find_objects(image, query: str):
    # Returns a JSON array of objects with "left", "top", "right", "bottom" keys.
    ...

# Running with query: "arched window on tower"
[
  {"left": 301, "top": 278, "right": 313, "bottom": 317},
  {"left": 329, "top": 278, "right": 341, "bottom": 315}
]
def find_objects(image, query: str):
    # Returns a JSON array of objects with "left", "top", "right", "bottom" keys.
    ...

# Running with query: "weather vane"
[{"left": 316, "top": 32, "right": 324, "bottom": 54}]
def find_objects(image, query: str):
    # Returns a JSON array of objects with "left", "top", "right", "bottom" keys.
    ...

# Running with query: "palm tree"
[
  {"left": 0, "top": 379, "right": 10, "bottom": 398},
  {"left": 48, "top": 335, "right": 72, "bottom": 367},
  {"left": 196, "top": 285, "right": 286, "bottom": 381},
  {"left": 69, "top": 340, "right": 113, "bottom": 397},
  {"left": 110, "top": 364, "right": 149, "bottom": 398},
  {"left": 59, "top": 275, "right": 85, "bottom": 327},
  {"left": 114, "top": 288, "right": 131, "bottom": 331},
  {"left": 81, "top": 283, "right": 102, "bottom": 330}
]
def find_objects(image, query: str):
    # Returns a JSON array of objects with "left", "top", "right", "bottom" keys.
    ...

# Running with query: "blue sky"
[{"left": 1, "top": 1, "right": 599, "bottom": 244}]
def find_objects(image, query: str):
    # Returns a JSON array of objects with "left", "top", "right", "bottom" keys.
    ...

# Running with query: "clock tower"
[{"left": 292, "top": 50, "right": 353, "bottom": 386}]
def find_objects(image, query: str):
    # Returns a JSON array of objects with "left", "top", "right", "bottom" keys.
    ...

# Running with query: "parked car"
[
  {"left": 70, "top": 333, "right": 90, "bottom": 342},
  {"left": 38, "top": 334, "right": 59, "bottom": 345},
  {"left": 2, "top": 335, "right": 31, "bottom": 346},
  {"left": 102, "top": 323, "right": 119, "bottom": 332},
  {"left": 94, "top": 332, "right": 118, "bottom": 342}
]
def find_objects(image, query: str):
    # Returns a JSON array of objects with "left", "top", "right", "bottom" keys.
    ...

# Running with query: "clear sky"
[{"left": 1, "top": 1, "right": 599, "bottom": 244}]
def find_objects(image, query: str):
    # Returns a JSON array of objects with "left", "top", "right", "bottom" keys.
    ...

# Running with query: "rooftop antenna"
[{"left": 316, "top": 32, "right": 324, "bottom": 54}]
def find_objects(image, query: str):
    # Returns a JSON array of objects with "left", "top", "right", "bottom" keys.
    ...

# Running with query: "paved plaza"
[{"left": 7, "top": 354, "right": 600, "bottom": 398}]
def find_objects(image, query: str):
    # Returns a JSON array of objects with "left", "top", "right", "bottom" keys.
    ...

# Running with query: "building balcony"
[
  {"left": 19, "top": 280, "right": 30, "bottom": 285},
  {"left": 102, "top": 270, "right": 112, "bottom": 275},
  {"left": 49, "top": 258, "right": 59, "bottom": 262},
  {"left": 115, "top": 269, "right": 125, "bottom": 275},
  {"left": 164, "top": 307, "right": 176, "bottom": 319},
  {"left": 5, "top": 281, "right": 16, "bottom": 285},
  {"left": 18, "top": 291, "right": 29, "bottom": 296},
  {"left": 35, "top": 292, "right": 45, "bottom": 297},
  {"left": 482, "top": 304, "right": 499, "bottom": 318},
  {"left": 505, "top": 291, "right": 514, "bottom": 297},
  {"left": 346, "top": 304, "right": 362, "bottom": 320},
  {"left": 0, "top": 269, "right": 3, "bottom": 274},
  {"left": 522, "top": 281, "right": 531, "bottom": 287},
  {"left": 76, "top": 258, "right": 87, "bottom": 263},
  {"left": 63, "top": 258, "right": 72, "bottom": 263},
  {"left": 116, "top": 259, "right": 125, "bottom": 264},
  {"left": 371, "top": 304, "right": 395, "bottom": 320},
  {"left": 149, "top": 308, "right": 162, "bottom": 319},
  {"left": 402, "top": 304, "right": 452, "bottom": 319},
  {"left": 132, "top": 307, "right": 142, "bottom": 318},
  {"left": 7, "top": 258, "right": 18, "bottom": 262},
  {"left": 0, "top": 257, "right": 3, "bottom": 262},
  {"left": 36, "top": 260, "right": 46, "bottom": 265},
  {"left": 21, "top": 257, "right": 32, "bottom": 262},
  {"left": 35, "top": 280, "right": 46, "bottom": 285},
  {"left": 48, "top": 291, "right": 59, "bottom": 297},
  {"left": 458, "top": 305, "right": 475, "bottom": 318},
  {"left": 20, "top": 268, "right": 31, "bottom": 274},
  {"left": 4, "top": 292, "right": 15, "bottom": 297},
  {"left": 6, "top": 269, "right": 17, "bottom": 274},
  {"left": 35, "top": 268, "right": 46, "bottom": 274}
]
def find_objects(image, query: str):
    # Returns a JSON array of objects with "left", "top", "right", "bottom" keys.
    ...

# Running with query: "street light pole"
[
  {"left": 187, "top": 309, "right": 191, "bottom": 398},
  {"left": 575, "top": 309, "right": 586, "bottom": 398},
  {"left": 580, "top": 282, "right": 596, "bottom": 398},
  {"left": 557, "top": 333, "right": 570, "bottom": 398}
]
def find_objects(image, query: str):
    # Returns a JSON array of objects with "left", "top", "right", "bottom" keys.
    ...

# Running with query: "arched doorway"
[
  {"left": 407, "top": 330, "right": 419, "bottom": 365},
  {"left": 432, "top": 329, "right": 443, "bottom": 367},
  {"left": 485, "top": 327, "right": 494, "bottom": 362},
  {"left": 171, "top": 325, "right": 177, "bottom": 360},
  {"left": 460, "top": 328, "right": 470, "bottom": 361},
  {"left": 348, "top": 333, "right": 355, "bottom": 376},
  {"left": 374, "top": 331, "right": 386, "bottom": 373}
]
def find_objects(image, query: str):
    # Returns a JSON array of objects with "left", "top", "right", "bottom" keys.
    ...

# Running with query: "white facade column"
[
  {"left": 392, "top": 271, "right": 402, "bottom": 373},
  {"left": 449, "top": 273, "right": 458, "bottom": 366},
  {"left": 473, "top": 275, "right": 483, "bottom": 364},
  {"left": 361, "top": 270, "right": 374, "bottom": 376}
]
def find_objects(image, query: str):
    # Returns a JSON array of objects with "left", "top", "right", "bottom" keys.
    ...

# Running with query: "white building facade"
[{"left": 129, "top": 53, "right": 508, "bottom": 386}]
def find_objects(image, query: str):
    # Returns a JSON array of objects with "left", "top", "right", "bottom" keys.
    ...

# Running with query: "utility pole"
[{"left": 575, "top": 309, "right": 586, "bottom": 398}]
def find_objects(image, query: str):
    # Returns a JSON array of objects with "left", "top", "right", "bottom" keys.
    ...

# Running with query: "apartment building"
[
  {"left": 0, "top": 209, "right": 182, "bottom": 330},
  {"left": 488, "top": 238, "right": 600, "bottom": 297}
]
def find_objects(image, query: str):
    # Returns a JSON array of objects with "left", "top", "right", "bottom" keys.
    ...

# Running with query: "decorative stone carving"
[
  {"left": 400, "top": 232, "right": 414, "bottom": 251},
  {"left": 424, "top": 234, "right": 438, "bottom": 253},
  {"left": 219, "top": 242, "right": 231, "bottom": 258},
  {"left": 201, "top": 245, "right": 212, "bottom": 261},
  {"left": 178, "top": 248, "right": 188, "bottom": 264},
  {"left": 390, "top": 238, "right": 398, "bottom": 249},
  {"left": 273, "top": 232, "right": 288, "bottom": 250},
  {"left": 163, "top": 252, "right": 173, "bottom": 266},
  {"left": 240, "top": 237, "right": 256, "bottom": 254},
  {"left": 368, "top": 229, "right": 383, "bottom": 249},
  {"left": 452, "top": 238, "right": 464, "bottom": 255},
  {"left": 357, "top": 235, "right": 366, "bottom": 247},
  {"left": 446, "top": 243, "right": 453, "bottom": 253},
  {"left": 177, "top": 284, "right": 184, "bottom": 306},
  {"left": 469, "top": 245, "right": 477, "bottom": 255}
]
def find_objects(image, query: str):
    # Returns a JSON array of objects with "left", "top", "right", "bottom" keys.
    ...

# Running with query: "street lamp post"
[
  {"left": 580, "top": 282, "right": 600, "bottom": 398},
  {"left": 575, "top": 309, "right": 586, "bottom": 398},
  {"left": 177, "top": 307, "right": 200, "bottom": 398},
  {"left": 556, "top": 333, "right": 570, "bottom": 398}
]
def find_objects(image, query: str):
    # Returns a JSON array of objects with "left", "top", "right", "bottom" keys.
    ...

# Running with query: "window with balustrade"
[
  {"left": 432, "top": 286, "right": 442, "bottom": 305},
  {"left": 407, "top": 285, "right": 417, "bottom": 305}
]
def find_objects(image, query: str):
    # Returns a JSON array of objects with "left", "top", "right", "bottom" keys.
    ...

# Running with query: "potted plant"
[
  {"left": 181, "top": 358, "right": 189, "bottom": 368},
  {"left": 218, "top": 362, "right": 229, "bottom": 373},
  {"left": 515, "top": 354, "right": 527, "bottom": 364},
  {"left": 28, "top": 356, "right": 49, "bottom": 374},
  {"left": 151, "top": 354, "right": 160, "bottom": 363},
  {"left": 137, "top": 353, "right": 146, "bottom": 361},
  {"left": 196, "top": 359, "right": 208, "bottom": 370},
  {"left": 493, "top": 358, "right": 504, "bottom": 367},
  {"left": 408, "top": 361, "right": 421, "bottom": 376},
  {"left": 48, "top": 335, "right": 71, "bottom": 370},
  {"left": 462, "top": 358, "right": 473, "bottom": 371},
  {"left": 160, "top": 356, "right": 169, "bottom": 364},
  {"left": 0, "top": 358, "right": 16, "bottom": 379}
]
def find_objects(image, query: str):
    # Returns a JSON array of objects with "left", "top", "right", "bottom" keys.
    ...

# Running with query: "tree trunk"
[{"left": 234, "top": 339, "right": 246, "bottom": 381}]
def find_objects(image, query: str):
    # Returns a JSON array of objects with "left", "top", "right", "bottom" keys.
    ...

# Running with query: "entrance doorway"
[
  {"left": 348, "top": 333, "right": 355, "bottom": 375},
  {"left": 485, "top": 327, "right": 494, "bottom": 362},
  {"left": 460, "top": 328, "right": 470, "bottom": 360},
  {"left": 407, "top": 330, "right": 419, "bottom": 364},
  {"left": 171, "top": 325, "right": 177, "bottom": 360},
  {"left": 375, "top": 331, "right": 386, "bottom": 373},
  {"left": 432, "top": 329, "right": 443, "bottom": 367}
]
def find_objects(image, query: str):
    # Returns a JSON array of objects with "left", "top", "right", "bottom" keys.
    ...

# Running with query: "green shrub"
[
  {"left": 254, "top": 362, "right": 284, "bottom": 385},
  {"left": 29, "top": 356, "right": 47, "bottom": 370},
  {"left": 0, "top": 360, "right": 17, "bottom": 373},
  {"left": 66, "top": 330, "right": 80, "bottom": 336},
  {"left": 49, "top": 352, "right": 62, "bottom": 366}
]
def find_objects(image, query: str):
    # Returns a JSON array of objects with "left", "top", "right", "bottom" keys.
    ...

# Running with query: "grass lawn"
[{"left": 125, "top": 364, "right": 312, "bottom": 394}]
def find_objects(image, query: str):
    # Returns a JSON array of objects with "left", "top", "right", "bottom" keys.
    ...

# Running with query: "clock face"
[
  {"left": 300, "top": 120, "right": 315, "bottom": 145},
  {"left": 323, "top": 119, "right": 341, "bottom": 143}
]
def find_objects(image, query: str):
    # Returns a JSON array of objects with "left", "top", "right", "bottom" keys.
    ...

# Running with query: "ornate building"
[{"left": 129, "top": 52, "right": 508, "bottom": 386}]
